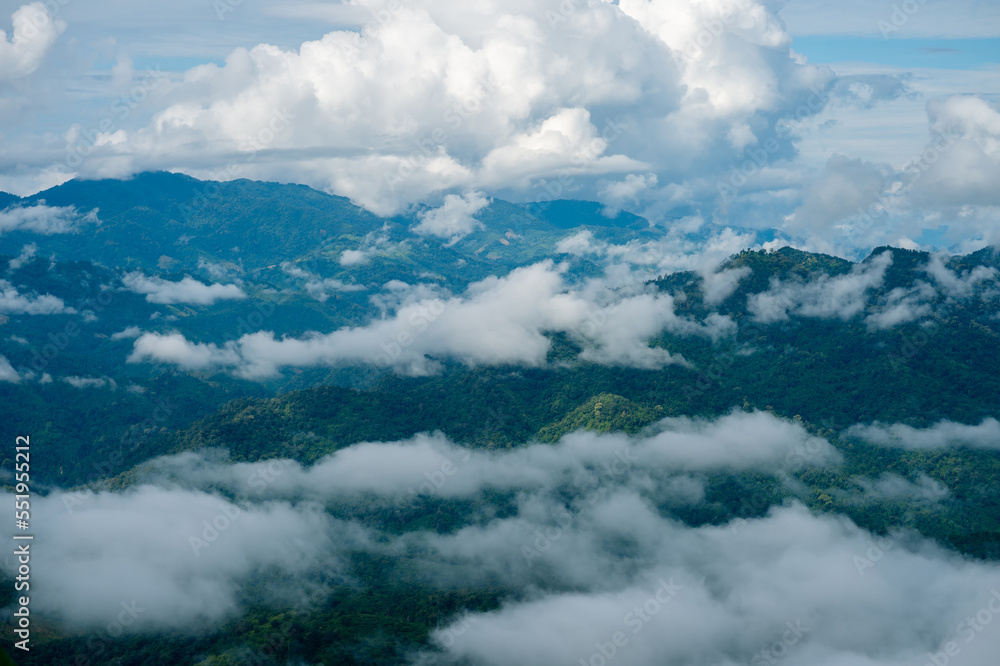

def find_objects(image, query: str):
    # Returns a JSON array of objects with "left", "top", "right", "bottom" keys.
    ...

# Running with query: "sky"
[{"left": 0, "top": 0, "right": 998, "bottom": 256}]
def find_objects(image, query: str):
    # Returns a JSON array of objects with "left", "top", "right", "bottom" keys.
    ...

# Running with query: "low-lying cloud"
[
  {"left": 749, "top": 251, "right": 892, "bottom": 324},
  {"left": 121, "top": 273, "right": 247, "bottom": 305},
  {"left": 128, "top": 261, "right": 731, "bottom": 377},
  {"left": 0, "top": 204, "right": 97, "bottom": 235},
  {"left": 9, "top": 409, "right": 998, "bottom": 666},
  {"left": 848, "top": 418, "right": 1000, "bottom": 450},
  {"left": 0, "top": 279, "right": 73, "bottom": 315}
]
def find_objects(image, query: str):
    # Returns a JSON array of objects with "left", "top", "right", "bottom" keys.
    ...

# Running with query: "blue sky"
[{"left": 794, "top": 36, "right": 1000, "bottom": 69}]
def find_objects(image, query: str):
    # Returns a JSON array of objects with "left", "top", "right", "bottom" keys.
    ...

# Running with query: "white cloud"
[
  {"left": 137, "top": 410, "right": 839, "bottom": 504},
  {"left": 11, "top": 406, "right": 1000, "bottom": 664},
  {"left": 43, "top": 0, "right": 851, "bottom": 221},
  {"left": 0, "top": 486, "right": 368, "bottom": 631},
  {"left": 421, "top": 501, "right": 1000, "bottom": 666},
  {"left": 62, "top": 376, "right": 117, "bottom": 390},
  {"left": 197, "top": 258, "right": 242, "bottom": 281},
  {"left": 0, "top": 279, "right": 73, "bottom": 315},
  {"left": 128, "top": 332, "right": 242, "bottom": 371},
  {"left": 855, "top": 474, "right": 951, "bottom": 503},
  {"left": 847, "top": 418, "right": 1000, "bottom": 450},
  {"left": 7, "top": 242, "right": 36, "bottom": 270},
  {"left": 280, "top": 262, "right": 365, "bottom": 301},
  {"left": 339, "top": 249, "right": 369, "bottom": 266},
  {"left": 599, "top": 172, "right": 659, "bottom": 216},
  {"left": 923, "top": 252, "right": 997, "bottom": 299},
  {"left": 911, "top": 96, "right": 1000, "bottom": 210},
  {"left": 0, "top": 354, "right": 20, "bottom": 383},
  {"left": 0, "top": 3, "right": 64, "bottom": 80},
  {"left": 0, "top": 205, "right": 98, "bottom": 235},
  {"left": 748, "top": 250, "right": 892, "bottom": 323},
  {"left": 864, "top": 282, "right": 935, "bottom": 330},
  {"left": 111, "top": 325, "right": 142, "bottom": 340},
  {"left": 121, "top": 273, "right": 247, "bottom": 305},
  {"left": 412, "top": 191, "right": 490, "bottom": 242},
  {"left": 700, "top": 266, "right": 751, "bottom": 306},
  {"left": 787, "top": 154, "right": 887, "bottom": 232},
  {"left": 555, "top": 230, "right": 602, "bottom": 256},
  {"left": 128, "top": 261, "right": 735, "bottom": 377}
]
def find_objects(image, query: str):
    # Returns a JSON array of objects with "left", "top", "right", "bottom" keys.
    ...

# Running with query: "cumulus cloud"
[
  {"left": 788, "top": 154, "right": 887, "bottom": 232},
  {"left": 0, "top": 3, "right": 64, "bottom": 80},
  {"left": 52, "top": 0, "right": 855, "bottom": 221},
  {"left": 121, "top": 272, "right": 247, "bottom": 305},
  {"left": 748, "top": 251, "right": 891, "bottom": 323},
  {"left": 0, "top": 204, "right": 98, "bottom": 235},
  {"left": 847, "top": 418, "right": 1000, "bottom": 450},
  {"left": 914, "top": 96, "right": 1000, "bottom": 210},
  {"left": 0, "top": 279, "right": 73, "bottom": 314},
  {"left": 555, "top": 230, "right": 602, "bottom": 256},
  {"left": 412, "top": 191, "right": 490, "bottom": 242},
  {"left": 128, "top": 261, "right": 733, "bottom": 377},
  {"left": 599, "top": 173, "right": 659, "bottom": 215}
]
